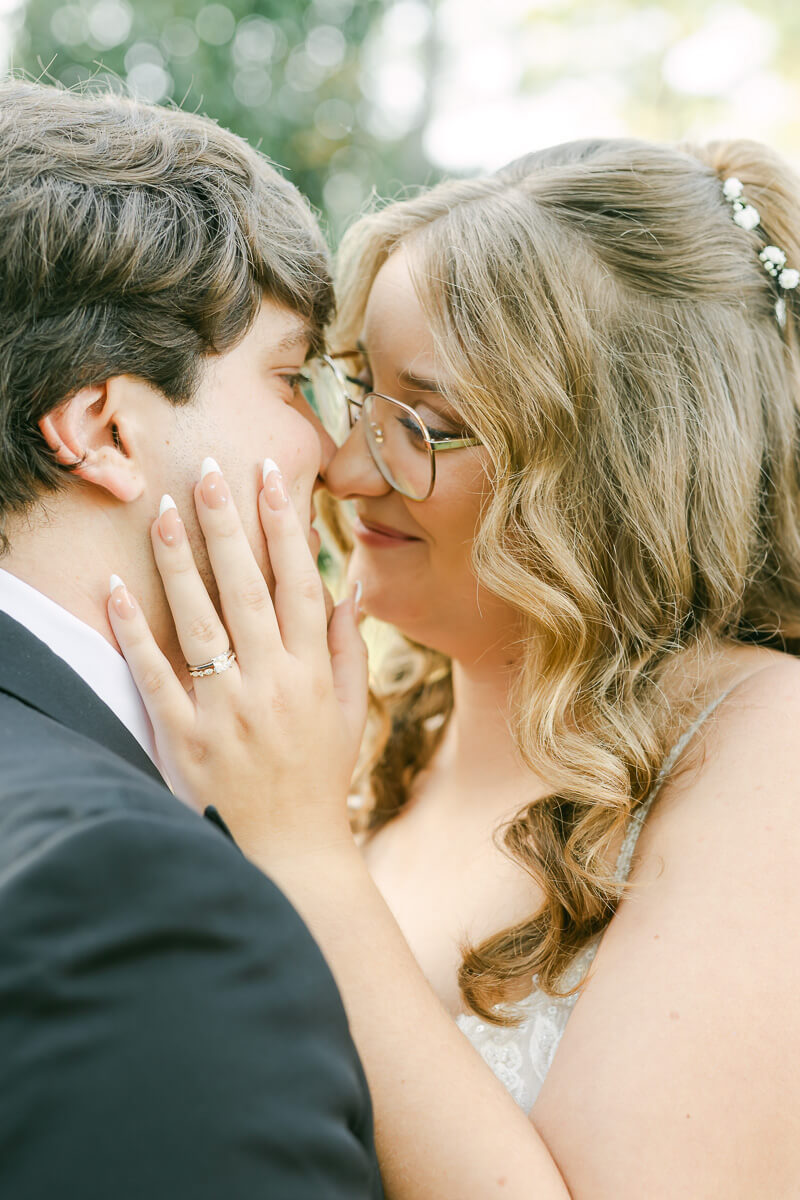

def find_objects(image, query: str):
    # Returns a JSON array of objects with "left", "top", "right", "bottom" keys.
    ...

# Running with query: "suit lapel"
[{"left": 0, "top": 611, "right": 164, "bottom": 786}]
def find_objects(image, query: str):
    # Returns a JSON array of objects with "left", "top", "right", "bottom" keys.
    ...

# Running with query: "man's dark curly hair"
[{"left": 0, "top": 80, "right": 334, "bottom": 551}]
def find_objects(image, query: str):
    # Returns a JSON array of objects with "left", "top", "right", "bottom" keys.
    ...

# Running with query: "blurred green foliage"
[
  {"left": 17, "top": 0, "right": 800, "bottom": 243},
  {"left": 13, "top": 0, "right": 439, "bottom": 240}
]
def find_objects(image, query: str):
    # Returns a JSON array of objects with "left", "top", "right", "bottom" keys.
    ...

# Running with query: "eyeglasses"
[{"left": 300, "top": 351, "right": 482, "bottom": 501}]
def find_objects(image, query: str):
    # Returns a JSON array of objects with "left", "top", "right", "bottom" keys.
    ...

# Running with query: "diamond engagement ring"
[{"left": 186, "top": 648, "right": 237, "bottom": 678}]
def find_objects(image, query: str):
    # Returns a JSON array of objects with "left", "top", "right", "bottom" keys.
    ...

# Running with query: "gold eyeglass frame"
[{"left": 313, "top": 351, "right": 482, "bottom": 502}]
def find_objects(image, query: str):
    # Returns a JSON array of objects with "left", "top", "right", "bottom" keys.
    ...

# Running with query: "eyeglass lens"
[
  {"left": 363, "top": 393, "right": 432, "bottom": 501},
  {"left": 303, "top": 358, "right": 352, "bottom": 446},
  {"left": 305, "top": 357, "right": 434, "bottom": 500}
]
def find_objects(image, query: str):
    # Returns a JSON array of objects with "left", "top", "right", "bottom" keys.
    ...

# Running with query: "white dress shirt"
[{"left": 0, "top": 566, "right": 163, "bottom": 772}]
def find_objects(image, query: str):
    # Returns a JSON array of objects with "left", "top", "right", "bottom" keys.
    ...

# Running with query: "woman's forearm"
[{"left": 255, "top": 842, "right": 571, "bottom": 1200}]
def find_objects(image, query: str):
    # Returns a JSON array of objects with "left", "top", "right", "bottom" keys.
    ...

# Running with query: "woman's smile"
[{"left": 353, "top": 513, "right": 423, "bottom": 547}]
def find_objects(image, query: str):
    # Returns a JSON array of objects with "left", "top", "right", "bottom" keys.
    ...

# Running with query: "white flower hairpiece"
[{"left": 722, "top": 177, "right": 799, "bottom": 328}]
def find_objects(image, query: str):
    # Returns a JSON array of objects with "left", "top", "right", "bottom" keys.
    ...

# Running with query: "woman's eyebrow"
[
  {"left": 397, "top": 368, "right": 444, "bottom": 394},
  {"left": 356, "top": 339, "right": 446, "bottom": 396}
]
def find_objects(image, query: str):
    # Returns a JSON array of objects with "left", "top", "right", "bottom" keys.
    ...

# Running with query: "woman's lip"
[
  {"left": 309, "top": 526, "right": 321, "bottom": 557},
  {"left": 353, "top": 516, "right": 421, "bottom": 543}
]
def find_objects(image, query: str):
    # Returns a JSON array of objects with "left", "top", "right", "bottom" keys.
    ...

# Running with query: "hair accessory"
[{"left": 722, "top": 177, "right": 799, "bottom": 328}]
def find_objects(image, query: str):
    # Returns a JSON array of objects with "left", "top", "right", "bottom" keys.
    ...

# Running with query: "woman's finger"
[
  {"left": 327, "top": 585, "right": 369, "bottom": 745},
  {"left": 107, "top": 575, "right": 194, "bottom": 736},
  {"left": 258, "top": 459, "right": 330, "bottom": 659},
  {"left": 151, "top": 493, "right": 239, "bottom": 692},
  {"left": 192, "top": 459, "right": 281, "bottom": 664}
]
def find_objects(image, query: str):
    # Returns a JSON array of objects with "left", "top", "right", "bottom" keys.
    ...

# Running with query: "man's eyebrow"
[{"left": 273, "top": 323, "right": 313, "bottom": 353}]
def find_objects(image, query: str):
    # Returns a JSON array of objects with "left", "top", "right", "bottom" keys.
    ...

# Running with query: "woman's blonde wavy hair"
[{"left": 331, "top": 137, "right": 800, "bottom": 1022}]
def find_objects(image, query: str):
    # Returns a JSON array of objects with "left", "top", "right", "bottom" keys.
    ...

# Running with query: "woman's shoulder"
[
  {"left": 637, "top": 646, "right": 800, "bottom": 873},
  {"left": 534, "top": 650, "right": 800, "bottom": 1194},
  {"left": 715, "top": 642, "right": 800, "bottom": 710},
  {"left": 671, "top": 644, "right": 800, "bottom": 793}
]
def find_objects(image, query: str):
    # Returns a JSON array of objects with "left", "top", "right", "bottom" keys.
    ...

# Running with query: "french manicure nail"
[
  {"left": 109, "top": 574, "right": 136, "bottom": 620},
  {"left": 262, "top": 457, "right": 280, "bottom": 485},
  {"left": 199, "top": 458, "right": 229, "bottom": 509},
  {"left": 157, "top": 494, "right": 183, "bottom": 545},
  {"left": 200, "top": 457, "right": 221, "bottom": 480},
  {"left": 262, "top": 457, "right": 288, "bottom": 510},
  {"left": 354, "top": 579, "right": 363, "bottom": 609}
]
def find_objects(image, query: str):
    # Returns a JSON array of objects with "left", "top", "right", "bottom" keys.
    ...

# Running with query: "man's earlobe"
[{"left": 38, "top": 383, "right": 145, "bottom": 503}]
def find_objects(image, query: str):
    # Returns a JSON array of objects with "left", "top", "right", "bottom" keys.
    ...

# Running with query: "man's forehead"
[{"left": 255, "top": 300, "right": 313, "bottom": 354}]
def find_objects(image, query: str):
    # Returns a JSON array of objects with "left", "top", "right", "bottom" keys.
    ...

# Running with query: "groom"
[{"left": 0, "top": 81, "right": 381, "bottom": 1197}]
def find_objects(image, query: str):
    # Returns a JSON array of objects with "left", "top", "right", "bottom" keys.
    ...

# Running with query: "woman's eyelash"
[{"left": 280, "top": 371, "right": 308, "bottom": 390}]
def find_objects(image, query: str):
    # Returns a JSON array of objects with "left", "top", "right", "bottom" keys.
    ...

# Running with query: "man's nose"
[
  {"left": 314, "top": 413, "right": 338, "bottom": 476},
  {"left": 293, "top": 393, "right": 339, "bottom": 479},
  {"left": 322, "top": 420, "right": 391, "bottom": 500}
]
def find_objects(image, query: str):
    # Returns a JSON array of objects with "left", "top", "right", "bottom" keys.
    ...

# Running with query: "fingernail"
[
  {"left": 353, "top": 579, "right": 366, "bottom": 622},
  {"left": 157, "top": 494, "right": 183, "bottom": 546},
  {"left": 199, "top": 457, "right": 229, "bottom": 509},
  {"left": 262, "top": 457, "right": 280, "bottom": 485},
  {"left": 262, "top": 457, "right": 288, "bottom": 510},
  {"left": 109, "top": 574, "right": 136, "bottom": 620}
]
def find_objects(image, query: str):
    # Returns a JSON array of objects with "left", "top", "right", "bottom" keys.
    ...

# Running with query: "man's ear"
[{"left": 38, "top": 380, "right": 144, "bottom": 503}]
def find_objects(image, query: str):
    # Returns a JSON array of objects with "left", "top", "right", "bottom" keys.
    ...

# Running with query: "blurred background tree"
[
  {"left": 4, "top": 0, "right": 800, "bottom": 241},
  {"left": 9, "top": 0, "right": 440, "bottom": 239},
  {"left": 421, "top": 0, "right": 800, "bottom": 176}
]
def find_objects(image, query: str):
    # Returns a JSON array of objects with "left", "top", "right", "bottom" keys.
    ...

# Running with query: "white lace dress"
[{"left": 456, "top": 688, "right": 734, "bottom": 1113}]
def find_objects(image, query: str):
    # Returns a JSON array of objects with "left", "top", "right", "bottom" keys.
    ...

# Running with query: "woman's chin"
[{"left": 356, "top": 581, "right": 429, "bottom": 638}]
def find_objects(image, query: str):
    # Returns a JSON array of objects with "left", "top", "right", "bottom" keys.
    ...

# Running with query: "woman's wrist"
[{"left": 237, "top": 813, "right": 361, "bottom": 879}]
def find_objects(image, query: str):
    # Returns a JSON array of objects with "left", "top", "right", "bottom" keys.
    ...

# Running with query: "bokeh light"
[
  {"left": 5, "top": 1, "right": 800, "bottom": 238},
  {"left": 88, "top": 0, "right": 133, "bottom": 50},
  {"left": 195, "top": 4, "right": 235, "bottom": 47}
]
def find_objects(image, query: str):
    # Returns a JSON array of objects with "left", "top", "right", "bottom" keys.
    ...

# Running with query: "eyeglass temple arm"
[{"left": 431, "top": 435, "right": 482, "bottom": 451}]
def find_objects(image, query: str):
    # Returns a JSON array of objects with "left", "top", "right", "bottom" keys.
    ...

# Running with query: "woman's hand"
[
  {"left": 107, "top": 458, "right": 367, "bottom": 863},
  {"left": 108, "top": 460, "right": 570, "bottom": 1200}
]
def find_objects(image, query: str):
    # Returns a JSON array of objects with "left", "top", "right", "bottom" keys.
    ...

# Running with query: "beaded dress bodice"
[{"left": 455, "top": 688, "right": 735, "bottom": 1113}]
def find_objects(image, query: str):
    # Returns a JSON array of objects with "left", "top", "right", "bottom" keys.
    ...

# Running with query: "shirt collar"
[{"left": 0, "top": 567, "right": 162, "bottom": 772}]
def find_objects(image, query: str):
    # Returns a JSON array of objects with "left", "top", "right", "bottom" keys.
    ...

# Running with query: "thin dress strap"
[{"left": 613, "top": 683, "right": 740, "bottom": 885}]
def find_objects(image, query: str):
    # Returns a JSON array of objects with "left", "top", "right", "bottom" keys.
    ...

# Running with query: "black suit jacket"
[{"left": 0, "top": 612, "right": 382, "bottom": 1198}]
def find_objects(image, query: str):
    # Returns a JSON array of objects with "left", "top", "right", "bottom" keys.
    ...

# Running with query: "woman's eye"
[
  {"left": 416, "top": 409, "right": 461, "bottom": 441},
  {"left": 399, "top": 415, "right": 427, "bottom": 444},
  {"left": 426, "top": 424, "right": 458, "bottom": 442},
  {"left": 279, "top": 371, "right": 308, "bottom": 391},
  {"left": 347, "top": 371, "right": 372, "bottom": 399}
]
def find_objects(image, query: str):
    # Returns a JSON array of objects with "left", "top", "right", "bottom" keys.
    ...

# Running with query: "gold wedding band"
[{"left": 186, "top": 648, "right": 237, "bottom": 679}]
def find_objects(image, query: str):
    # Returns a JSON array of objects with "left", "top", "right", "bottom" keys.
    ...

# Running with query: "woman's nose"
[{"left": 322, "top": 420, "right": 391, "bottom": 500}]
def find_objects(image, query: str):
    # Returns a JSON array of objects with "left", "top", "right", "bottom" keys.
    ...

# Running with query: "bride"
[{"left": 109, "top": 137, "right": 800, "bottom": 1196}]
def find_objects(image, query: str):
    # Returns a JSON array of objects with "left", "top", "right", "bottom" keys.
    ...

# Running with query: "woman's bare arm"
[{"left": 535, "top": 658, "right": 800, "bottom": 1197}]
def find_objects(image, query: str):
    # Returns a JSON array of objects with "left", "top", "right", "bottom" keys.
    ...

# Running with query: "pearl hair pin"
[{"left": 722, "top": 176, "right": 799, "bottom": 328}]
